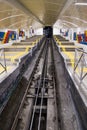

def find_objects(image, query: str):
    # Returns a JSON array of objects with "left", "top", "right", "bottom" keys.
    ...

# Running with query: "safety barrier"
[
  {"left": 0, "top": 48, "right": 7, "bottom": 74},
  {"left": 74, "top": 48, "right": 87, "bottom": 82}
]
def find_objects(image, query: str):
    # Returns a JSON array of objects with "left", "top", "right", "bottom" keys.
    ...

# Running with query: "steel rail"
[
  {"left": 38, "top": 41, "right": 48, "bottom": 130},
  {"left": 29, "top": 40, "right": 48, "bottom": 130}
]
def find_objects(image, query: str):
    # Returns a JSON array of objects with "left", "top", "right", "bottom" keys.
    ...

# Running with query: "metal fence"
[
  {"left": 0, "top": 48, "right": 7, "bottom": 74},
  {"left": 74, "top": 48, "right": 87, "bottom": 83}
]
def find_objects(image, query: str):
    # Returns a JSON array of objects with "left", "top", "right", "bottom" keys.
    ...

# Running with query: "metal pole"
[
  {"left": 74, "top": 49, "right": 77, "bottom": 73},
  {"left": 3, "top": 48, "right": 7, "bottom": 72}
]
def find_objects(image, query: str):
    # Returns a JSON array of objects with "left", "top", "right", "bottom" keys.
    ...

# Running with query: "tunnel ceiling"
[
  {"left": 0, "top": 0, "right": 87, "bottom": 29},
  {"left": 17, "top": 0, "right": 67, "bottom": 25}
]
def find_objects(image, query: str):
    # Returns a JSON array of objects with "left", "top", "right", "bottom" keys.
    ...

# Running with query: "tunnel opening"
[{"left": 43, "top": 26, "right": 53, "bottom": 38}]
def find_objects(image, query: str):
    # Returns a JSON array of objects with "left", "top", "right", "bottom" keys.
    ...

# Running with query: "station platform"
[
  {"left": 54, "top": 35, "right": 87, "bottom": 107},
  {"left": 0, "top": 35, "right": 44, "bottom": 115},
  {"left": 0, "top": 36, "right": 42, "bottom": 83}
]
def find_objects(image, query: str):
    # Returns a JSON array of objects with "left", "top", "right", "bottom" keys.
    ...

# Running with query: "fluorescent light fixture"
[{"left": 75, "top": 3, "right": 87, "bottom": 5}]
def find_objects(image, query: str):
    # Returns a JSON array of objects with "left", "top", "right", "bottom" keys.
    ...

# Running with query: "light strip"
[
  {"left": 63, "top": 23, "right": 71, "bottom": 28},
  {"left": 0, "top": 9, "right": 18, "bottom": 13},
  {"left": 75, "top": 3, "right": 87, "bottom": 5},
  {"left": 0, "top": 14, "right": 24, "bottom": 22},
  {"left": 61, "top": 20, "right": 78, "bottom": 27},
  {"left": 8, "top": 20, "right": 28, "bottom": 28},
  {"left": 62, "top": 16, "right": 87, "bottom": 24}
]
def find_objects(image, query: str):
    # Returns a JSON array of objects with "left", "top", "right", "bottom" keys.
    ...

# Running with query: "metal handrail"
[
  {"left": 74, "top": 47, "right": 87, "bottom": 82},
  {"left": 75, "top": 48, "right": 87, "bottom": 54},
  {"left": 0, "top": 48, "right": 7, "bottom": 74}
]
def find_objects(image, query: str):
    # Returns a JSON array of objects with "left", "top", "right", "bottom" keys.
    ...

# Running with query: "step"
[
  {"left": 13, "top": 43, "right": 33, "bottom": 46},
  {"left": 60, "top": 42, "right": 74, "bottom": 46},
  {"left": 60, "top": 48, "right": 75, "bottom": 52},
  {"left": 4, "top": 48, "right": 26, "bottom": 52}
]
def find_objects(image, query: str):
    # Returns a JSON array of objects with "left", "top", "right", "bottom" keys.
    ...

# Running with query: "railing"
[
  {"left": 74, "top": 48, "right": 87, "bottom": 82},
  {"left": 0, "top": 48, "right": 7, "bottom": 75}
]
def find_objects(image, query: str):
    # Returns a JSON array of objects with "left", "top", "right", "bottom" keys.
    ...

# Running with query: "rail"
[
  {"left": 30, "top": 40, "right": 48, "bottom": 130},
  {"left": 74, "top": 48, "right": 87, "bottom": 82},
  {"left": 38, "top": 41, "right": 48, "bottom": 130}
]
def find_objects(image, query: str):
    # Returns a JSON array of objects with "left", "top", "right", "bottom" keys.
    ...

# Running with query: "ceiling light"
[{"left": 75, "top": 2, "right": 87, "bottom": 5}]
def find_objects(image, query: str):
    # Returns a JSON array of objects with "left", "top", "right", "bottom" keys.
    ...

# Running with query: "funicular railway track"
[
  {"left": 0, "top": 37, "right": 82, "bottom": 130},
  {"left": 11, "top": 38, "right": 58, "bottom": 130}
]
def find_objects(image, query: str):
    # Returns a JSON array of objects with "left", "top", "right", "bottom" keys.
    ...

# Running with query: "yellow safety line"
[
  {"left": 55, "top": 37, "right": 78, "bottom": 71},
  {"left": 55, "top": 37, "right": 87, "bottom": 73},
  {"left": 59, "top": 45, "right": 76, "bottom": 48},
  {"left": 55, "top": 37, "right": 74, "bottom": 68},
  {"left": 11, "top": 52, "right": 27, "bottom": 63},
  {"left": 0, "top": 37, "right": 42, "bottom": 64},
  {"left": 25, "top": 46, "right": 32, "bottom": 52}
]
